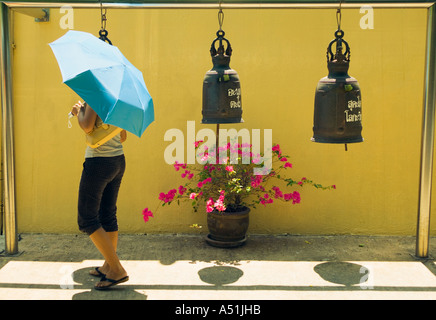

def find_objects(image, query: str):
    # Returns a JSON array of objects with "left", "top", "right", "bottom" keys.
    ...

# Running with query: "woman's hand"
[{"left": 71, "top": 101, "right": 84, "bottom": 116}]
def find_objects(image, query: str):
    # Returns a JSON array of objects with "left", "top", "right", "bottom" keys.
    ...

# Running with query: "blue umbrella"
[{"left": 49, "top": 30, "right": 154, "bottom": 137}]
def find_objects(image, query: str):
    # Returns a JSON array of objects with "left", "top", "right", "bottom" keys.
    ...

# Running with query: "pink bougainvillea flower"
[
  {"left": 218, "top": 190, "right": 225, "bottom": 201},
  {"left": 206, "top": 198, "right": 214, "bottom": 213},
  {"left": 283, "top": 191, "right": 301, "bottom": 204},
  {"left": 252, "top": 154, "right": 261, "bottom": 164},
  {"left": 189, "top": 192, "right": 203, "bottom": 200},
  {"left": 225, "top": 165, "right": 234, "bottom": 172},
  {"left": 205, "top": 190, "right": 226, "bottom": 212},
  {"left": 173, "top": 161, "right": 187, "bottom": 172},
  {"left": 284, "top": 193, "right": 292, "bottom": 201},
  {"left": 214, "top": 201, "right": 226, "bottom": 212},
  {"left": 284, "top": 162, "right": 292, "bottom": 168},
  {"left": 167, "top": 190, "right": 177, "bottom": 202},
  {"left": 214, "top": 198, "right": 226, "bottom": 212},
  {"left": 197, "top": 177, "right": 212, "bottom": 188},
  {"left": 142, "top": 208, "right": 154, "bottom": 223},
  {"left": 201, "top": 153, "right": 209, "bottom": 162},
  {"left": 292, "top": 191, "right": 301, "bottom": 204},
  {"left": 194, "top": 140, "right": 204, "bottom": 148},
  {"left": 159, "top": 189, "right": 177, "bottom": 203},
  {"left": 178, "top": 185, "right": 187, "bottom": 195},
  {"left": 181, "top": 170, "right": 194, "bottom": 180},
  {"left": 251, "top": 175, "right": 263, "bottom": 188},
  {"left": 272, "top": 186, "right": 283, "bottom": 198},
  {"left": 259, "top": 193, "right": 273, "bottom": 206},
  {"left": 272, "top": 144, "right": 282, "bottom": 156},
  {"left": 221, "top": 156, "right": 229, "bottom": 164},
  {"left": 280, "top": 157, "right": 287, "bottom": 162}
]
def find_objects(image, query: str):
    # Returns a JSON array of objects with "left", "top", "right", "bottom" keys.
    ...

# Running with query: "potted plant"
[{"left": 142, "top": 141, "right": 335, "bottom": 247}]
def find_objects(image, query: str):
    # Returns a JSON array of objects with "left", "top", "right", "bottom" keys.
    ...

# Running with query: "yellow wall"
[{"left": 8, "top": 7, "right": 435, "bottom": 235}]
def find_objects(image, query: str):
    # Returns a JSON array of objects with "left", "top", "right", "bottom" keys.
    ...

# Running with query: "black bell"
[
  {"left": 312, "top": 29, "right": 363, "bottom": 145},
  {"left": 202, "top": 30, "right": 243, "bottom": 124}
]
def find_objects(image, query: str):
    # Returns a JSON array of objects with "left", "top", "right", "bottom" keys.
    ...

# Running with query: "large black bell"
[
  {"left": 202, "top": 30, "right": 243, "bottom": 124},
  {"left": 312, "top": 29, "right": 363, "bottom": 144}
]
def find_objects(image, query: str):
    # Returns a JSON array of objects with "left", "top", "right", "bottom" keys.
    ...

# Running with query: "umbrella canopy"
[{"left": 49, "top": 30, "right": 154, "bottom": 138}]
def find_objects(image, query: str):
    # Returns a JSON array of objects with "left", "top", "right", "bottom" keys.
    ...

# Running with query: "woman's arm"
[
  {"left": 120, "top": 130, "right": 127, "bottom": 143},
  {"left": 71, "top": 101, "right": 98, "bottom": 134}
]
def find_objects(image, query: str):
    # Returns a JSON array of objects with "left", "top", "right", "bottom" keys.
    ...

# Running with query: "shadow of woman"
[{"left": 71, "top": 267, "right": 147, "bottom": 300}]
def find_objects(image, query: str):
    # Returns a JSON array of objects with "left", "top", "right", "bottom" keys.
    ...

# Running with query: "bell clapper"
[{"left": 216, "top": 123, "right": 220, "bottom": 149}]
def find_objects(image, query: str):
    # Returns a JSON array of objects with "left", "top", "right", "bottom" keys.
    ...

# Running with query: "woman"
[{"left": 71, "top": 101, "right": 129, "bottom": 290}]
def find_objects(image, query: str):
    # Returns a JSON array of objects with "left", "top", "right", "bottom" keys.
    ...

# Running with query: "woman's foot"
[
  {"left": 89, "top": 262, "right": 110, "bottom": 277},
  {"left": 94, "top": 268, "right": 128, "bottom": 290}
]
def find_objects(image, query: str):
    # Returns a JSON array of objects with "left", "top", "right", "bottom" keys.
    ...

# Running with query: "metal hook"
[
  {"left": 98, "top": 0, "right": 111, "bottom": 44},
  {"left": 218, "top": 0, "right": 224, "bottom": 30},
  {"left": 99, "top": 0, "right": 107, "bottom": 31},
  {"left": 336, "top": 0, "right": 342, "bottom": 31}
]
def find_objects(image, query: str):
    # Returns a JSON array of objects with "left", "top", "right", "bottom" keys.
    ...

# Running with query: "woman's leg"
[
  {"left": 89, "top": 231, "right": 118, "bottom": 276},
  {"left": 78, "top": 156, "right": 126, "bottom": 284},
  {"left": 89, "top": 181, "right": 121, "bottom": 276},
  {"left": 92, "top": 155, "right": 125, "bottom": 276},
  {"left": 90, "top": 228, "right": 127, "bottom": 287}
]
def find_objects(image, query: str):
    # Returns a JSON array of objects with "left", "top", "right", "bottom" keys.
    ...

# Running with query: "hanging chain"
[
  {"left": 98, "top": 0, "right": 112, "bottom": 44},
  {"left": 336, "top": 0, "right": 342, "bottom": 31},
  {"left": 100, "top": 0, "right": 107, "bottom": 31},
  {"left": 218, "top": 0, "right": 224, "bottom": 31}
]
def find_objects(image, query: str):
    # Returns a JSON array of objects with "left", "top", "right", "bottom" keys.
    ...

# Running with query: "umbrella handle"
[{"left": 68, "top": 112, "right": 74, "bottom": 128}]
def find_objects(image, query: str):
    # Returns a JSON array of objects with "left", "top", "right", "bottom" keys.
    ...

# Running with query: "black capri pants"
[{"left": 78, "top": 154, "right": 126, "bottom": 235}]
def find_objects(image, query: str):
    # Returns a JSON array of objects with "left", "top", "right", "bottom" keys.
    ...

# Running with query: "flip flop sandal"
[
  {"left": 89, "top": 267, "right": 105, "bottom": 278},
  {"left": 94, "top": 275, "right": 129, "bottom": 291}
]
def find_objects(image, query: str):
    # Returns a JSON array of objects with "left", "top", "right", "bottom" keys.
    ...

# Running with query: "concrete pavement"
[{"left": 0, "top": 233, "right": 435, "bottom": 301}]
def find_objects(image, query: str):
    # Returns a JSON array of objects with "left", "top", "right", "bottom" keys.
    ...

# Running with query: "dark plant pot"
[{"left": 206, "top": 206, "right": 250, "bottom": 248}]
